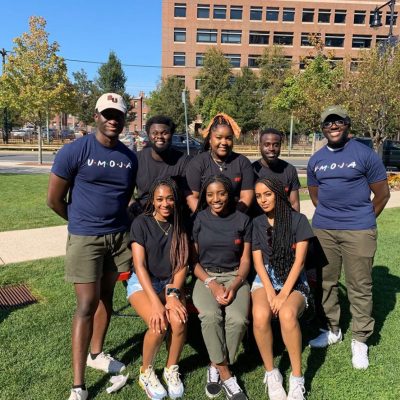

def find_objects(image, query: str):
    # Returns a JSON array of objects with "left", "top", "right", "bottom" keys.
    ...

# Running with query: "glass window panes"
[
  {"left": 266, "top": 7, "right": 279, "bottom": 21},
  {"left": 221, "top": 30, "right": 242, "bottom": 44},
  {"left": 249, "top": 30, "right": 269, "bottom": 45},
  {"left": 197, "top": 4, "right": 210, "bottom": 18},
  {"left": 230, "top": 6, "right": 242, "bottom": 20},
  {"left": 283, "top": 8, "right": 295, "bottom": 22},
  {"left": 214, "top": 5, "right": 227, "bottom": 19},
  {"left": 250, "top": 6, "right": 262, "bottom": 20},
  {"left": 248, "top": 55, "right": 261, "bottom": 68},
  {"left": 301, "top": 33, "right": 312, "bottom": 46},
  {"left": 354, "top": 10, "right": 366, "bottom": 24},
  {"left": 225, "top": 54, "right": 241, "bottom": 68},
  {"left": 386, "top": 12, "right": 398, "bottom": 26},
  {"left": 196, "top": 53, "right": 205, "bottom": 67},
  {"left": 273, "top": 32, "right": 294, "bottom": 46},
  {"left": 174, "top": 28, "right": 186, "bottom": 42},
  {"left": 334, "top": 10, "right": 346, "bottom": 24},
  {"left": 195, "top": 79, "right": 202, "bottom": 90},
  {"left": 197, "top": 29, "right": 218, "bottom": 43},
  {"left": 325, "top": 34, "right": 345, "bottom": 47},
  {"left": 352, "top": 35, "right": 372, "bottom": 48},
  {"left": 302, "top": 8, "right": 314, "bottom": 23},
  {"left": 174, "top": 3, "right": 186, "bottom": 18},
  {"left": 175, "top": 75, "right": 185, "bottom": 83},
  {"left": 318, "top": 9, "right": 331, "bottom": 23},
  {"left": 173, "top": 52, "right": 185, "bottom": 66}
]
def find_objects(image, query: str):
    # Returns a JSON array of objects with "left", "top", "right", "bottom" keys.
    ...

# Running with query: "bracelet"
[
  {"left": 167, "top": 293, "right": 180, "bottom": 299},
  {"left": 166, "top": 287, "right": 181, "bottom": 298},
  {"left": 204, "top": 276, "right": 217, "bottom": 288}
]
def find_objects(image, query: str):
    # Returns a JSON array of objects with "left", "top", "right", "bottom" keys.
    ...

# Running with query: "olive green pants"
[{"left": 193, "top": 271, "right": 250, "bottom": 364}]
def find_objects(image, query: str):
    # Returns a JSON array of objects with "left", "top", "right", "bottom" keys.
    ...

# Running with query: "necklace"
[
  {"left": 154, "top": 216, "right": 171, "bottom": 236},
  {"left": 210, "top": 152, "right": 226, "bottom": 172}
]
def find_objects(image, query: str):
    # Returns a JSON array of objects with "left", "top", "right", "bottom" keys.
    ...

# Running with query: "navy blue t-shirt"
[
  {"left": 307, "top": 139, "right": 387, "bottom": 230},
  {"left": 51, "top": 134, "right": 138, "bottom": 235}
]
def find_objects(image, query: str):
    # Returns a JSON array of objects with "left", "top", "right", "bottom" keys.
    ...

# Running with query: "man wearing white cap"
[
  {"left": 307, "top": 105, "right": 390, "bottom": 370},
  {"left": 47, "top": 93, "right": 138, "bottom": 400}
]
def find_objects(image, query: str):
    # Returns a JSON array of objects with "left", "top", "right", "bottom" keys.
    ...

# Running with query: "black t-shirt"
[
  {"left": 193, "top": 208, "right": 252, "bottom": 270},
  {"left": 252, "top": 211, "right": 313, "bottom": 266},
  {"left": 186, "top": 151, "right": 254, "bottom": 199},
  {"left": 135, "top": 147, "right": 191, "bottom": 208},
  {"left": 129, "top": 214, "right": 173, "bottom": 279},
  {"left": 252, "top": 158, "right": 300, "bottom": 196}
]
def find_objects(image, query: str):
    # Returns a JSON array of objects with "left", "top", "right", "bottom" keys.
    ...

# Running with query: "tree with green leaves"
[
  {"left": 146, "top": 76, "right": 195, "bottom": 132},
  {"left": 0, "top": 16, "right": 76, "bottom": 134}
]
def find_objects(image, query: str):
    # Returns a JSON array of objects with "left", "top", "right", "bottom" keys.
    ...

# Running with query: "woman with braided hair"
[
  {"left": 186, "top": 113, "right": 254, "bottom": 214},
  {"left": 192, "top": 174, "right": 251, "bottom": 400},
  {"left": 251, "top": 178, "right": 313, "bottom": 400},
  {"left": 126, "top": 178, "right": 189, "bottom": 400}
]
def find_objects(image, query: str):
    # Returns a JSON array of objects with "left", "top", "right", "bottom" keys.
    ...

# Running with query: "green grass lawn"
[
  {"left": 0, "top": 174, "right": 65, "bottom": 231},
  {"left": 0, "top": 209, "right": 399, "bottom": 399}
]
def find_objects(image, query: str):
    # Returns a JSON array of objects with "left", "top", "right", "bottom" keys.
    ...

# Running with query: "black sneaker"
[
  {"left": 221, "top": 376, "right": 247, "bottom": 400},
  {"left": 205, "top": 365, "right": 222, "bottom": 398}
]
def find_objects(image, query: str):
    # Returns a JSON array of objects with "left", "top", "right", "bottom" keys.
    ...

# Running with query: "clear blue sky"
[{"left": 0, "top": 0, "right": 162, "bottom": 96}]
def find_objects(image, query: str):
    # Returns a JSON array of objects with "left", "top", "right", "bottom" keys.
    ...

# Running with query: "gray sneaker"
[
  {"left": 221, "top": 376, "right": 247, "bottom": 400},
  {"left": 205, "top": 365, "right": 222, "bottom": 398},
  {"left": 86, "top": 352, "right": 126, "bottom": 373}
]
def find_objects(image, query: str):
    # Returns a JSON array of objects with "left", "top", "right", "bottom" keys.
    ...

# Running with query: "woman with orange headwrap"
[{"left": 186, "top": 113, "right": 254, "bottom": 213}]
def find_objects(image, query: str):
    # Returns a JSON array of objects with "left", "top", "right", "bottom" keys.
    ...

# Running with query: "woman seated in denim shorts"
[
  {"left": 192, "top": 175, "right": 252, "bottom": 400},
  {"left": 126, "top": 178, "right": 189, "bottom": 400},
  {"left": 251, "top": 178, "right": 314, "bottom": 400}
]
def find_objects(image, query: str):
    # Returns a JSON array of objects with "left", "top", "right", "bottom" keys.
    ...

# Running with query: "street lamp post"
[
  {"left": 1, "top": 48, "right": 9, "bottom": 144},
  {"left": 181, "top": 90, "right": 190, "bottom": 155},
  {"left": 370, "top": 0, "right": 397, "bottom": 46}
]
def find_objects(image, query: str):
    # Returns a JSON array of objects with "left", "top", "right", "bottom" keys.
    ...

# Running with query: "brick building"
[{"left": 162, "top": 0, "right": 399, "bottom": 98}]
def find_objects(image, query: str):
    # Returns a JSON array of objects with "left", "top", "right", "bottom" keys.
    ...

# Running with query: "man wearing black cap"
[
  {"left": 307, "top": 106, "right": 390, "bottom": 369},
  {"left": 47, "top": 93, "right": 138, "bottom": 400}
]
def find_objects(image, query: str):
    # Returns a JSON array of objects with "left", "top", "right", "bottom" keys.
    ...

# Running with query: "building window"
[
  {"left": 197, "top": 4, "right": 210, "bottom": 19},
  {"left": 282, "top": 8, "right": 295, "bottom": 22},
  {"left": 329, "top": 57, "right": 343, "bottom": 68},
  {"left": 195, "top": 79, "right": 202, "bottom": 90},
  {"left": 230, "top": 5, "right": 242, "bottom": 20},
  {"left": 221, "top": 30, "right": 242, "bottom": 44},
  {"left": 325, "top": 34, "right": 345, "bottom": 47},
  {"left": 196, "top": 53, "right": 205, "bottom": 67},
  {"left": 250, "top": 6, "right": 262, "bottom": 21},
  {"left": 302, "top": 8, "right": 314, "bottom": 23},
  {"left": 133, "top": 101, "right": 138, "bottom": 108},
  {"left": 225, "top": 54, "right": 241, "bottom": 68},
  {"left": 174, "top": 3, "right": 186, "bottom": 18},
  {"left": 300, "top": 57, "right": 314, "bottom": 70},
  {"left": 213, "top": 5, "right": 227, "bottom": 19},
  {"left": 173, "top": 52, "right": 185, "bottom": 66},
  {"left": 352, "top": 35, "right": 372, "bottom": 48},
  {"left": 318, "top": 9, "right": 331, "bottom": 23},
  {"left": 354, "top": 10, "right": 366, "bottom": 24},
  {"left": 197, "top": 29, "right": 218, "bottom": 43},
  {"left": 301, "top": 33, "right": 312, "bottom": 46},
  {"left": 386, "top": 12, "right": 398, "bottom": 26},
  {"left": 350, "top": 59, "right": 360, "bottom": 71},
  {"left": 249, "top": 30, "right": 269, "bottom": 45},
  {"left": 174, "top": 28, "right": 186, "bottom": 42},
  {"left": 273, "top": 32, "right": 294, "bottom": 46},
  {"left": 174, "top": 75, "right": 185, "bottom": 84},
  {"left": 334, "top": 10, "right": 346, "bottom": 24},
  {"left": 248, "top": 55, "right": 261, "bottom": 68},
  {"left": 266, "top": 7, "right": 279, "bottom": 21}
]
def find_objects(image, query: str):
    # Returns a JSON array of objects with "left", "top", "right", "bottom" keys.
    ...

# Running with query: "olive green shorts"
[{"left": 65, "top": 231, "right": 132, "bottom": 283}]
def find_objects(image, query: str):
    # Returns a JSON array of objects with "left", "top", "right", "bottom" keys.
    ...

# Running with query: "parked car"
[
  {"left": 353, "top": 136, "right": 373, "bottom": 148},
  {"left": 379, "top": 140, "right": 400, "bottom": 171},
  {"left": 171, "top": 134, "right": 203, "bottom": 155}
]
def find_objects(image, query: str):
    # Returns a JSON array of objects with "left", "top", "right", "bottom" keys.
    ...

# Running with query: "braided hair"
[
  {"left": 144, "top": 178, "right": 189, "bottom": 276},
  {"left": 203, "top": 115, "right": 233, "bottom": 152},
  {"left": 195, "top": 174, "right": 235, "bottom": 214},
  {"left": 256, "top": 178, "right": 309, "bottom": 296}
]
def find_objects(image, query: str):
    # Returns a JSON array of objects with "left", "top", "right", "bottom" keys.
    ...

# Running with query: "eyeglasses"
[{"left": 322, "top": 120, "right": 347, "bottom": 129}]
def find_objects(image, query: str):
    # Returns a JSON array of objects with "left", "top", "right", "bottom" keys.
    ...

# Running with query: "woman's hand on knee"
[
  {"left": 270, "top": 291, "right": 289, "bottom": 315},
  {"left": 165, "top": 297, "right": 188, "bottom": 324},
  {"left": 149, "top": 302, "right": 168, "bottom": 334}
]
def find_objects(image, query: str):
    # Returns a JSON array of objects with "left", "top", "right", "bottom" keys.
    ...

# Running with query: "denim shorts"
[
  {"left": 126, "top": 273, "right": 171, "bottom": 299},
  {"left": 251, "top": 264, "right": 309, "bottom": 307}
]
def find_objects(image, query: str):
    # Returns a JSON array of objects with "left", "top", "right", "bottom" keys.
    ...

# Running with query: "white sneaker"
[
  {"left": 287, "top": 375, "right": 306, "bottom": 400},
  {"left": 205, "top": 364, "right": 222, "bottom": 398},
  {"left": 263, "top": 369, "right": 287, "bottom": 400},
  {"left": 163, "top": 365, "right": 184, "bottom": 399},
  {"left": 351, "top": 339, "right": 369, "bottom": 369},
  {"left": 68, "top": 388, "right": 88, "bottom": 400},
  {"left": 308, "top": 329, "right": 342, "bottom": 348},
  {"left": 139, "top": 365, "right": 167, "bottom": 399},
  {"left": 86, "top": 352, "right": 126, "bottom": 373},
  {"left": 222, "top": 376, "right": 247, "bottom": 400}
]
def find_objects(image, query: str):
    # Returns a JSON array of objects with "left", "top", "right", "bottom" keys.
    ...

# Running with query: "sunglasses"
[{"left": 322, "top": 120, "right": 347, "bottom": 129}]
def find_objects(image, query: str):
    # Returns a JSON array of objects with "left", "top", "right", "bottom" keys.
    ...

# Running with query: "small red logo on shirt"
[
  {"left": 235, "top": 238, "right": 242, "bottom": 245},
  {"left": 285, "top": 186, "right": 289, "bottom": 193},
  {"left": 234, "top": 176, "right": 241, "bottom": 182}
]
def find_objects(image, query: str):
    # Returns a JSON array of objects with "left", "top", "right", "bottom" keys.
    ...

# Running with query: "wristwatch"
[
  {"left": 204, "top": 276, "right": 217, "bottom": 288},
  {"left": 166, "top": 287, "right": 181, "bottom": 298}
]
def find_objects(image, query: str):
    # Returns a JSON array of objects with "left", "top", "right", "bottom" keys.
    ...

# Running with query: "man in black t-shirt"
[
  {"left": 252, "top": 128, "right": 300, "bottom": 212},
  {"left": 131, "top": 115, "right": 191, "bottom": 214}
]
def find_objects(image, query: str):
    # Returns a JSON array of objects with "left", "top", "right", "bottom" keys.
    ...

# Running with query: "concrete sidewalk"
[{"left": 1, "top": 192, "right": 399, "bottom": 265}]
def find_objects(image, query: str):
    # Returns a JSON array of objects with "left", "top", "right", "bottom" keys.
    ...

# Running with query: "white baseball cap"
[{"left": 95, "top": 93, "right": 127, "bottom": 114}]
